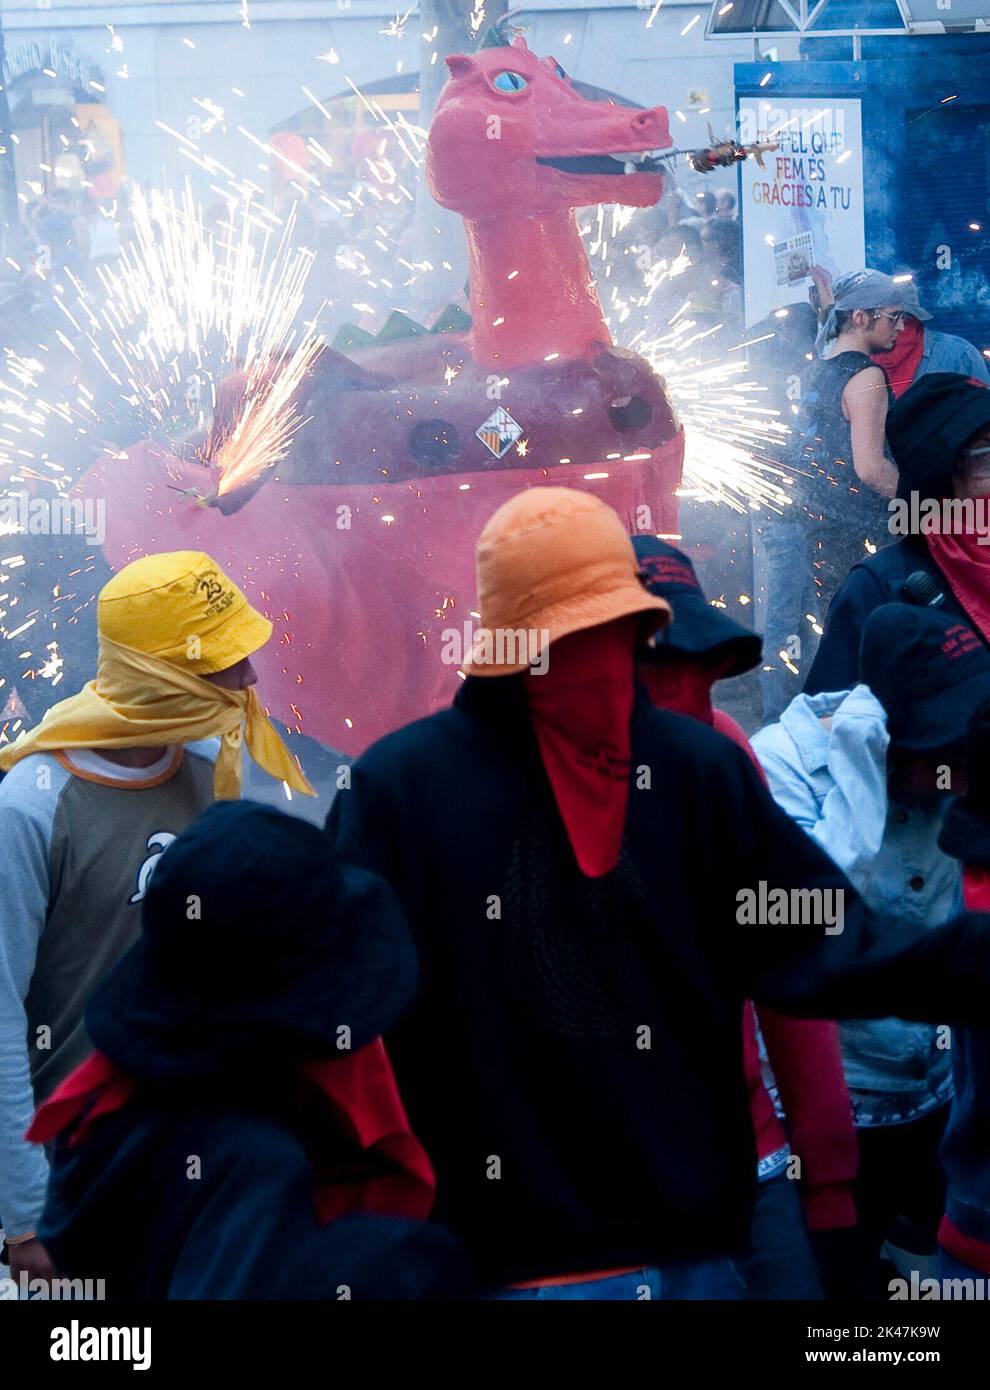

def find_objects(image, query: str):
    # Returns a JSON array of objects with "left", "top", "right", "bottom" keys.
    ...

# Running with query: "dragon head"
[{"left": 426, "top": 36, "right": 671, "bottom": 219}]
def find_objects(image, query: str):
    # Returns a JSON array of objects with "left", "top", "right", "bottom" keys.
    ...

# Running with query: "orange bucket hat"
[{"left": 463, "top": 487, "right": 671, "bottom": 676}]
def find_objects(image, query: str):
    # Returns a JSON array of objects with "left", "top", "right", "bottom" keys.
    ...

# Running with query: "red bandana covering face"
[
  {"left": 28, "top": 1039, "right": 436, "bottom": 1223},
  {"left": 638, "top": 654, "right": 770, "bottom": 783},
  {"left": 637, "top": 657, "right": 718, "bottom": 725},
  {"left": 872, "top": 316, "right": 926, "bottom": 398},
  {"left": 523, "top": 618, "right": 637, "bottom": 878},
  {"left": 926, "top": 500, "right": 990, "bottom": 645}
]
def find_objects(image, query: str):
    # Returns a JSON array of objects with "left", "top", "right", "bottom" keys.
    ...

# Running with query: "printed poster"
[{"left": 738, "top": 96, "right": 865, "bottom": 328}]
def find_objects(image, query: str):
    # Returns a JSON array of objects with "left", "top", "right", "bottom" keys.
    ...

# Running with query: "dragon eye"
[
  {"left": 493, "top": 71, "right": 528, "bottom": 92},
  {"left": 548, "top": 60, "right": 567, "bottom": 80}
]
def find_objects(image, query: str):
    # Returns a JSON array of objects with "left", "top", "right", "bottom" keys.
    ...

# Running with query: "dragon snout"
[{"left": 631, "top": 105, "right": 671, "bottom": 149}]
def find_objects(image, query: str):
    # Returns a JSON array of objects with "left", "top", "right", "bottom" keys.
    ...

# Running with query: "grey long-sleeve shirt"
[{"left": 0, "top": 743, "right": 215, "bottom": 1238}]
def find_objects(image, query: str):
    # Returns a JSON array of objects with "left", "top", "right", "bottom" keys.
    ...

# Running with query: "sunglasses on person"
[{"left": 872, "top": 310, "right": 907, "bottom": 326}]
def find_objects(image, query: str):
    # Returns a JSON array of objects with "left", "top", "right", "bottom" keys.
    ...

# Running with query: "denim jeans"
[
  {"left": 490, "top": 1256, "right": 747, "bottom": 1300},
  {"left": 756, "top": 518, "right": 821, "bottom": 724}
]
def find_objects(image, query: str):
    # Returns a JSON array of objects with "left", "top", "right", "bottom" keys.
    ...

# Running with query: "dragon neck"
[{"left": 464, "top": 208, "right": 612, "bottom": 370}]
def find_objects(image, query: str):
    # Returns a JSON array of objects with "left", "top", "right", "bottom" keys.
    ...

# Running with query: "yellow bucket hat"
[
  {"left": 464, "top": 487, "right": 671, "bottom": 676},
  {"left": 98, "top": 550, "right": 273, "bottom": 675},
  {"left": 0, "top": 550, "right": 313, "bottom": 799}
]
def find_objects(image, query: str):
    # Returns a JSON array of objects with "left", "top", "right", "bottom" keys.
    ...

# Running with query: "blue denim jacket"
[
  {"left": 752, "top": 686, "right": 959, "bottom": 1127},
  {"left": 920, "top": 328, "right": 990, "bottom": 385}
]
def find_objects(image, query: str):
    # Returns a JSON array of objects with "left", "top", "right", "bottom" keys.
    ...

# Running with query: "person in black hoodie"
[
  {"left": 29, "top": 801, "right": 470, "bottom": 1300},
  {"left": 327, "top": 484, "right": 990, "bottom": 1299},
  {"left": 805, "top": 372, "right": 990, "bottom": 696}
]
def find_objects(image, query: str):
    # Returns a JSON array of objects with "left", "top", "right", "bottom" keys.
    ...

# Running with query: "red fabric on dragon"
[{"left": 73, "top": 36, "right": 685, "bottom": 757}]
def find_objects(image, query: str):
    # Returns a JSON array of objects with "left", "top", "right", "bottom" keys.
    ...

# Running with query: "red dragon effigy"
[{"left": 76, "top": 33, "right": 687, "bottom": 756}]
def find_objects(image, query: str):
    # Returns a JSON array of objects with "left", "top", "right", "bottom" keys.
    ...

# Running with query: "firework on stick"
[{"left": 54, "top": 182, "right": 324, "bottom": 498}]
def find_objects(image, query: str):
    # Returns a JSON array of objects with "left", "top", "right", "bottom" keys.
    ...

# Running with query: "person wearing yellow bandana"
[{"left": 0, "top": 550, "right": 312, "bottom": 1288}]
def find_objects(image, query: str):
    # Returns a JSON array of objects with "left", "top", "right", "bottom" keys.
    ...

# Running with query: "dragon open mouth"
[{"left": 535, "top": 153, "right": 669, "bottom": 176}]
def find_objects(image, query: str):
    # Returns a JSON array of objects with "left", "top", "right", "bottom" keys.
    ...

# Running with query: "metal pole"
[{"left": 0, "top": 0, "right": 21, "bottom": 255}]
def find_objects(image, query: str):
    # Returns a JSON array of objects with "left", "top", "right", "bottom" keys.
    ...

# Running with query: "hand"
[
  {"left": 809, "top": 264, "right": 834, "bottom": 307},
  {"left": 8, "top": 1238, "right": 58, "bottom": 1286}
]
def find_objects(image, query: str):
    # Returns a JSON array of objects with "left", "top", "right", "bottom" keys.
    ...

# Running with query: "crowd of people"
[
  {"left": 2, "top": 327, "right": 990, "bottom": 1297},
  {"left": 754, "top": 267, "right": 990, "bottom": 723},
  {"left": 5, "top": 154, "right": 990, "bottom": 1305}
]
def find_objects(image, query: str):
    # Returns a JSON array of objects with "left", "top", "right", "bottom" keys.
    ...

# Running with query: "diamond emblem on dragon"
[{"left": 76, "top": 29, "right": 709, "bottom": 757}]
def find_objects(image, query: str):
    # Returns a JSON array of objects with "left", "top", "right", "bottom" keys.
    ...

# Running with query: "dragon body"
[{"left": 77, "top": 36, "right": 686, "bottom": 756}]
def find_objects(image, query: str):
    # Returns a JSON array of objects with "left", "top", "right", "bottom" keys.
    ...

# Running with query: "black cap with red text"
[
  {"left": 632, "top": 536, "right": 762, "bottom": 677},
  {"left": 860, "top": 603, "right": 990, "bottom": 749}
]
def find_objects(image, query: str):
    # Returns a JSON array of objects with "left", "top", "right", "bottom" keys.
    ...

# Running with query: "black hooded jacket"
[
  {"left": 803, "top": 534, "right": 981, "bottom": 695},
  {"left": 39, "top": 1088, "right": 469, "bottom": 1300},
  {"left": 327, "top": 676, "right": 990, "bottom": 1286}
]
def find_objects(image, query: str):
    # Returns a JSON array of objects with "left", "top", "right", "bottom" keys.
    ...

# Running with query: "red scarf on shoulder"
[{"left": 28, "top": 1039, "right": 435, "bottom": 1224}]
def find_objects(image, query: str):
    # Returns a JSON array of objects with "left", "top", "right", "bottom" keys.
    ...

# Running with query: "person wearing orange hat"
[
  {"left": 0, "top": 549, "right": 311, "bottom": 1286},
  {"left": 328, "top": 485, "right": 990, "bottom": 1299},
  {"left": 326, "top": 483, "right": 990, "bottom": 1295}
]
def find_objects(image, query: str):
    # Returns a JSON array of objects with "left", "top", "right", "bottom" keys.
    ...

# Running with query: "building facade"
[{"left": 1, "top": 0, "right": 794, "bottom": 199}]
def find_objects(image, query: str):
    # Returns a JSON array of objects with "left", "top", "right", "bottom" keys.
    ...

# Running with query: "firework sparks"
[
  {"left": 44, "top": 184, "right": 325, "bottom": 498},
  {"left": 593, "top": 217, "right": 795, "bottom": 512},
  {"left": 379, "top": 7, "right": 416, "bottom": 39},
  {"left": 640, "top": 327, "right": 793, "bottom": 512},
  {"left": 211, "top": 339, "right": 324, "bottom": 498}
]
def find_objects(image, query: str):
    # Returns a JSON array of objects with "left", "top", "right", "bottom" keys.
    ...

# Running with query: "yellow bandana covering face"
[{"left": 0, "top": 551, "right": 313, "bottom": 800}]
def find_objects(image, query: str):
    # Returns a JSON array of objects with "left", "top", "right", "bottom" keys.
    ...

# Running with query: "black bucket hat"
[
  {"left": 632, "top": 536, "right": 762, "bottom": 677},
  {"left": 887, "top": 373, "right": 990, "bottom": 502},
  {"left": 87, "top": 801, "right": 418, "bottom": 1082},
  {"left": 859, "top": 604, "right": 990, "bottom": 750}
]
